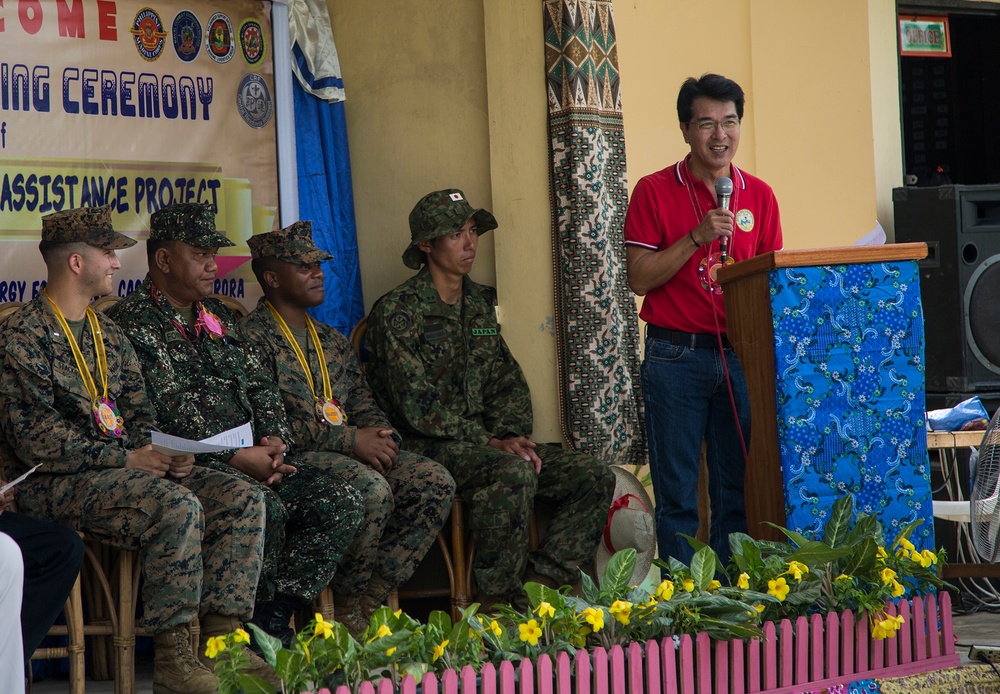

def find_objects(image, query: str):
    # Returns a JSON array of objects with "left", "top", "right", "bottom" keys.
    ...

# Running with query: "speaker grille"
[{"left": 968, "top": 256, "right": 1000, "bottom": 373}]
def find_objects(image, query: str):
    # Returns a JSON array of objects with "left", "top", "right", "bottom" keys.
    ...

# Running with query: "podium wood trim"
[{"left": 717, "top": 243, "right": 928, "bottom": 541}]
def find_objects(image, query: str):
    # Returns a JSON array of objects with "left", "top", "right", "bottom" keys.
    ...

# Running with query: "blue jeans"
[{"left": 641, "top": 334, "right": 751, "bottom": 569}]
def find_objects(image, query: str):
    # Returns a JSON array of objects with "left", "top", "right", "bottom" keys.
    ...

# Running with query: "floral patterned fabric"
[{"left": 770, "top": 260, "right": 935, "bottom": 551}]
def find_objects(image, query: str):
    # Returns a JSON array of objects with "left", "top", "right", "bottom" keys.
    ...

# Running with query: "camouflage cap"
[
  {"left": 40, "top": 204, "right": 136, "bottom": 249},
  {"left": 149, "top": 202, "right": 234, "bottom": 248},
  {"left": 247, "top": 221, "right": 333, "bottom": 263},
  {"left": 403, "top": 189, "right": 498, "bottom": 269}
]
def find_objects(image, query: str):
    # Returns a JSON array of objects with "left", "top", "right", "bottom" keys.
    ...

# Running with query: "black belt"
[{"left": 647, "top": 325, "right": 730, "bottom": 349}]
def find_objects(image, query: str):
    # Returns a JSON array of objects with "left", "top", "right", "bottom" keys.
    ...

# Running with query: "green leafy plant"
[{"left": 207, "top": 494, "right": 950, "bottom": 692}]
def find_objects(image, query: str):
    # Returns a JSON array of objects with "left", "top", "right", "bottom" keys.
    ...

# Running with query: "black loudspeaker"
[{"left": 894, "top": 185, "right": 1000, "bottom": 392}]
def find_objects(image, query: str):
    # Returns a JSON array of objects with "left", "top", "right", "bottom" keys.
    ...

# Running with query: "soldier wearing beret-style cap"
[{"left": 244, "top": 221, "right": 455, "bottom": 636}]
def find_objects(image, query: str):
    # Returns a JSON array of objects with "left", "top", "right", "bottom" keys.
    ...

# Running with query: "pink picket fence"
[{"left": 332, "top": 593, "right": 958, "bottom": 694}]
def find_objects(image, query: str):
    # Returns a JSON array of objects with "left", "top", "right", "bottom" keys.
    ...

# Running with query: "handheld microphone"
[{"left": 715, "top": 177, "right": 733, "bottom": 263}]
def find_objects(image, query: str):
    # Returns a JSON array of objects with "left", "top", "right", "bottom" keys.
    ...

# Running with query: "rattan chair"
[{"left": 208, "top": 294, "right": 249, "bottom": 319}]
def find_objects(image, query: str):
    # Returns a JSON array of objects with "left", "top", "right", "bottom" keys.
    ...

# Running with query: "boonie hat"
[
  {"left": 402, "top": 189, "right": 498, "bottom": 269},
  {"left": 595, "top": 466, "right": 657, "bottom": 586},
  {"left": 149, "top": 202, "right": 234, "bottom": 248},
  {"left": 41, "top": 204, "right": 136, "bottom": 250},
  {"left": 248, "top": 221, "right": 333, "bottom": 263}
]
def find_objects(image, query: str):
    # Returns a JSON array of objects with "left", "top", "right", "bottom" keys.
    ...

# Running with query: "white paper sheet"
[
  {"left": 1, "top": 463, "right": 41, "bottom": 494},
  {"left": 151, "top": 423, "right": 254, "bottom": 456}
]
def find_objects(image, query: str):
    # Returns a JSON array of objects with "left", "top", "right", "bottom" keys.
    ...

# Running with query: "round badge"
[
  {"left": 388, "top": 311, "right": 412, "bottom": 335},
  {"left": 206, "top": 13, "right": 235, "bottom": 63},
  {"left": 95, "top": 400, "right": 124, "bottom": 437},
  {"left": 239, "top": 18, "right": 266, "bottom": 67},
  {"left": 697, "top": 253, "right": 730, "bottom": 295},
  {"left": 736, "top": 209, "right": 755, "bottom": 232},
  {"left": 130, "top": 7, "right": 167, "bottom": 61},
  {"left": 236, "top": 73, "right": 273, "bottom": 128},
  {"left": 318, "top": 400, "right": 344, "bottom": 426},
  {"left": 172, "top": 10, "right": 202, "bottom": 63}
]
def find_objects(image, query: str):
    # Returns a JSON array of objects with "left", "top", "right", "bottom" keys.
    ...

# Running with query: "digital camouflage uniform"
[
  {"left": 242, "top": 222, "right": 455, "bottom": 599},
  {"left": 367, "top": 190, "right": 616, "bottom": 596},
  {"left": 107, "top": 205, "right": 363, "bottom": 606},
  {"left": 0, "top": 207, "right": 266, "bottom": 633}
]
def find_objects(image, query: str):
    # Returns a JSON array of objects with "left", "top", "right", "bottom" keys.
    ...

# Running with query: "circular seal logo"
[
  {"left": 206, "top": 13, "right": 235, "bottom": 63},
  {"left": 736, "top": 209, "right": 755, "bottom": 232},
  {"left": 172, "top": 11, "right": 202, "bottom": 63},
  {"left": 130, "top": 8, "right": 167, "bottom": 61},
  {"left": 388, "top": 311, "right": 412, "bottom": 335},
  {"left": 239, "top": 18, "right": 266, "bottom": 67},
  {"left": 236, "top": 73, "right": 273, "bottom": 128}
]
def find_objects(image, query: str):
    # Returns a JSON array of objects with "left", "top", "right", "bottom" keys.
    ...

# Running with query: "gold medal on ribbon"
[
  {"left": 45, "top": 290, "right": 123, "bottom": 438},
  {"left": 317, "top": 399, "right": 345, "bottom": 426},
  {"left": 266, "top": 301, "right": 346, "bottom": 427}
]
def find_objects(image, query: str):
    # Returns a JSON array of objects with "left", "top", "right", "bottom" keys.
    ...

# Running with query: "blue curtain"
[{"left": 294, "top": 78, "right": 363, "bottom": 337}]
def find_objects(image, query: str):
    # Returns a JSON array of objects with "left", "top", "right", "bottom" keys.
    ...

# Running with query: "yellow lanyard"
[
  {"left": 265, "top": 300, "right": 333, "bottom": 405},
  {"left": 44, "top": 289, "right": 108, "bottom": 405}
]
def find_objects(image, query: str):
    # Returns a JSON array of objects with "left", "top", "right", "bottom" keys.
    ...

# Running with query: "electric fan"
[{"left": 971, "top": 407, "right": 1000, "bottom": 562}]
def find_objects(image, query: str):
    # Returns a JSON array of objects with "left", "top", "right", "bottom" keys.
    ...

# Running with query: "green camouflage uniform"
[
  {"left": 242, "top": 221, "right": 454, "bottom": 598},
  {"left": 243, "top": 300, "right": 455, "bottom": 595},
  {"left": 367, "top": 267, "right": 615, "bottom": 595},
  {"left": 108, "top": 278, "right": 364, "bottom": 603},
  {"left": 0, "top": 206, "right": 267, "bottom": 632}
]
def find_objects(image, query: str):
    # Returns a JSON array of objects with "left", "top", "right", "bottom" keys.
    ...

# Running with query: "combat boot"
[
  {"left": 152, "top": 623, "right": 218, "bottom": 694},
  {"left": 249, "top": 593, "right": 302, "bottom": 648},
  {"left": 333, "top": 594, "right": 369, "bottom": 639},
  {"left": 200, "top": 613, "right": 281, "bottom": 687},
  {"left": 357, "top": 574, "right": 394, "bottom": 623}
]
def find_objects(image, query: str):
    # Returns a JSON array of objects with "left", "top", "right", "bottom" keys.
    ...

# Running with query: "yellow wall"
[{"left": 328, "top": 0, "right": 906, "bottom": 443}]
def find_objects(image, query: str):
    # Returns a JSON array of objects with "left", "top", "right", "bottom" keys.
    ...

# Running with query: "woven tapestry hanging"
[{"left": 544, "top": 0, "right": 645, "bottom": 466}]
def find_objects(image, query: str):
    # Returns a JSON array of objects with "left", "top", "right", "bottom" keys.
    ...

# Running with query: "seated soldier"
[
  {"left": 241, "top": 222, "right": 456, "bottom": 634},
  {"left": 367, "top": 189, "right": 616, "bottom": 608},
  {"left": 107, "top": 203, "right": 365, "bottom": 648},
  {"left": 0, "top": 205, "right": 270, "bottom": 693}
]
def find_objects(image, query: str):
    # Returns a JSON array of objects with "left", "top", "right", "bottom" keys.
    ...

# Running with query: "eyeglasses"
[{"left": 687, "top": 119, "right": 740, "bottom": 132}]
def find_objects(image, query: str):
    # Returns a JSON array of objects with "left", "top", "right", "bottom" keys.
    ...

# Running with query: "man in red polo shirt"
[{"left": 624, "top": 73, "right": 783, "bottom": 567}]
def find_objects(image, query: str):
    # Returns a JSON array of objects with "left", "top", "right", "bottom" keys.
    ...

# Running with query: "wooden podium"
[{"left": 718, "top": 243, "right": 929, "bottom": 543}]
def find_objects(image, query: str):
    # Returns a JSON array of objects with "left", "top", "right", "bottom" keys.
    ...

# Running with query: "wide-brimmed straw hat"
[{"left": 595, "top": 466, "right": 656, "bottom": 585}]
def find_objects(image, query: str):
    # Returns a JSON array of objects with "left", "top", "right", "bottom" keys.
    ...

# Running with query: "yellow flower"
[
  {"left": 367, "top": 623, "right": 392, "bottom": 644},
  {"left": 890, "top": 579, "right": 905, "bottom": 598},
  {"left": 918, "top": 549, "right": 938, "bottom": 568},
  {"left": 488, "top": 619, "right": 502, "bottom": 637},
  {"left": 876, "top": 546, "right": 888, "bottom": 560},
  {"left": 314, "top": 614, "right": 334, "bottom": 639},
  {"left": 656, "top": 580, "right": 675, "bottom": 601},
  {"left": 393, "top": 609, "right": 403, "bottom": 618},
  {"left": 682, "top": 578, "right": 695, "bottom": 592},
  {"left": 767, "top": 577, "right": 790, "bottom": 601},
  {"left": 204, "top": 636, "right": 227, "bottom": 659},
  {"left": 880, "top": 567, "right": 897, "bottom": 585},
  {"left": 609, "top": 600, "right": 633, "bottom": 626},
  {"left": 834, "top": 573, "right": 852, "bottom": 585},
  {"left": 518, "top": 619, "right": 542, "bottom": 646},
  {"left": 754, "top": 604, "right": 766, "bottom": 613},
  {"left": 386, "top": 646, "right": 397, "bottom": 656},
  {"left": 737, "top": 572, "right": 750, "bottom": 590},
  {"left": 581, "top": 607, "right": 604, "bottom": 632},
  {"left": 233, "top": 628, "right": 250, "bottom": 645},
  {"left": 785, "top": 560, "right": 809, "bottom": 582},
  {"left": 432, "top": 639, "right": 449, "bottom": 662},
  {"left": 536, "top": 601, "right": 555, "bottom": 619},
  {"left": 707, "top": 580, "right": 721, "bottom": 591},
  {"left": 895, "top": 537, "right": 916, "bottom": 556}
]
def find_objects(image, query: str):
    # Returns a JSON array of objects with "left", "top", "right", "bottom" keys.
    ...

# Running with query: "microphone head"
[{"left": 715, "top": 177, "right": 734, "bottom": 198}]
